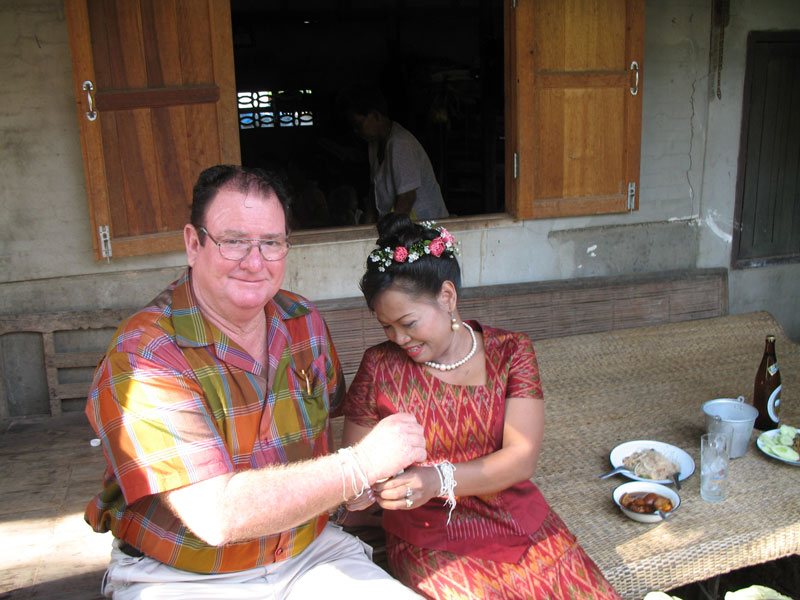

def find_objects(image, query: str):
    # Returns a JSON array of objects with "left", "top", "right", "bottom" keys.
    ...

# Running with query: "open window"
[
  {"left": 232, "top": 0, "right": 644, "bottom": 230},
  {"left": 67, "top": 0, "right": 644, "bottom": 259},
  {"left": 231, "top": 1, "right": 506, "bottom": 231}
]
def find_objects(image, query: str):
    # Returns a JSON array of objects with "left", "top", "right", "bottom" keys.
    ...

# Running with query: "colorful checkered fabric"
[{"left": 85, "top": 269, "right": 344, "bottom": 573}]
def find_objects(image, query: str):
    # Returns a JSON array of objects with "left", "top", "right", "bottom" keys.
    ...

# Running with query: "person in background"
[
  {"left": 342, "top": 214, "right": 622, "bottom": 600},
  {"left": 84, "top": 165, "right": 427, "bottom": 599},
  {"left": 339, "top": 83, "right": 449, "bottom": 223}
]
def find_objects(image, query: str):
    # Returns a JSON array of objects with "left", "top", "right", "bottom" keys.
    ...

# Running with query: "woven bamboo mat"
[{"left": 532, "top": 311, "right": 800, "bottom": 599}]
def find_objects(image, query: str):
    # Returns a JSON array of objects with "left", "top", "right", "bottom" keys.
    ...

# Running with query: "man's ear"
[{"left": 184, "top": 224, "right": 200, "bottom": 267}]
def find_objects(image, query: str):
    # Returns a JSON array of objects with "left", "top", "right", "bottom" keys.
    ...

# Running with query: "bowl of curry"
[{"left": 612, "top": 481, "right": 680, "bottom": 523}]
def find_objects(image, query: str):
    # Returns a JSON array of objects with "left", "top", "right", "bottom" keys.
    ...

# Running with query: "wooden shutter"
[
  {"left": 65, "top": 0, "right": 240, "bottom": 260},
  {"left": 506, "top": 0, "right": 644, "bottom": 219}
]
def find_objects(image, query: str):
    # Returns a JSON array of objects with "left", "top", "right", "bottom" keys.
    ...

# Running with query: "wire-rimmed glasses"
[{"left": 199, "top": 227, "right": 291, "bottom": 261}]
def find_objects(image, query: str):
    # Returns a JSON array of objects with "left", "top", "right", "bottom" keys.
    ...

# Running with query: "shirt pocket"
[
  {"left": 293, "top": 355, "right": 329, "bottom": 422},
  {"left": 284, "top": 354, "right": 329, "bottom": 443}
]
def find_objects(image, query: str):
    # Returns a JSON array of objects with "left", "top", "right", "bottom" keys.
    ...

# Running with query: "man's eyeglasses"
[{"left": 199, "top": 227, "right": 291, "bottom": 261}]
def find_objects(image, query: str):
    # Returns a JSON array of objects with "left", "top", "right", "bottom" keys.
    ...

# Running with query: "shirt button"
[{"left": 277, "top": 548, "right": 284, "bottom": 555}]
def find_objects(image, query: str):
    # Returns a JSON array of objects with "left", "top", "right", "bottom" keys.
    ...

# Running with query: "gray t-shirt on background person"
[{"left": 368, "top": 122, "right": 449, "bottom": 220}]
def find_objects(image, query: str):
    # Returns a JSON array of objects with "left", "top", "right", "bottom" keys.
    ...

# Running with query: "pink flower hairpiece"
[{"left": 369, "top": 221, "right": 459, "bottom": 272}]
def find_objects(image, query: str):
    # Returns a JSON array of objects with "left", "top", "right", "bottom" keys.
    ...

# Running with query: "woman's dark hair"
[
  {"left": 360, "top": 213, "right": 461, "bottom": 310},
  {"left": 190, "top": 164, "right": 294, "bottom": 238}
]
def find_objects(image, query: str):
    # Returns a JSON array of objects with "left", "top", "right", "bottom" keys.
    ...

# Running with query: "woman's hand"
[{"left": 372, "top": 465, "right": 440, "bottom": 511}]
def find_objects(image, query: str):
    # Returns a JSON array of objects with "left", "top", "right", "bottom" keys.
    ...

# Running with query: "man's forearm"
[
  {"left": 166, "top": 412, "right": 427, "bottom": 546},
  {"left": 166, "top": 451, "right": 360, "bottom": 546}
]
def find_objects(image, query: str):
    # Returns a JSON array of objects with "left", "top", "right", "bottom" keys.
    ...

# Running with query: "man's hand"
[{"left": 355, "top": 413, "right": 427, "bottom": 483}]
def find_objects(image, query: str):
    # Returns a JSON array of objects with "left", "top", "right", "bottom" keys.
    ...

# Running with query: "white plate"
[
  {"left": 609, "top": 440, "right": 695, "bottom": 483},
  {"left": 756, "top": 429, "right": 800, "bottom": 466}
]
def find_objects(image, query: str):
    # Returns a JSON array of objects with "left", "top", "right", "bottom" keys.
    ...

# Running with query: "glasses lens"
[
  {"left": 259, "top": 241, "right": 290, "bottom": 261},
  {"left": 218, "top": 240, "right": 250, "bottom": 260},
  {"left": 215, "top": 239, "right": 289, "bottom": 261}
]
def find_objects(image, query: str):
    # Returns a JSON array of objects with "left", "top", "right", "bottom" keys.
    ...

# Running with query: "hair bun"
[
  {"left": 361, "top": 216, "right": 462, "bottom": 308},
  {"left": 376, "top": 213, "right": 417, "bottom": 247}
]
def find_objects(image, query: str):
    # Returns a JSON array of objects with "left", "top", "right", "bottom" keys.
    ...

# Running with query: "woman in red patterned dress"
[{"left": 342, "top": 214, "right": 622, "bottom": 600}]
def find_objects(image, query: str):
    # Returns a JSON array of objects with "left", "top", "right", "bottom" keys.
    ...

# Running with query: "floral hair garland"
[{"left": 369, "top": 221, "right": 459, "bottom": 272}]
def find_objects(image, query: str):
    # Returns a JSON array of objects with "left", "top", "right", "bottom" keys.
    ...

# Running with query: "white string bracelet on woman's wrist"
[{"left": 433, "top": 460, "right": 457, "bottom": 524}]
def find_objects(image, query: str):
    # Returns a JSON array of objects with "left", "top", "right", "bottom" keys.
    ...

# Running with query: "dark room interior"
[{"left": 230, "top": 0, "right": 505, "bottom": 230}]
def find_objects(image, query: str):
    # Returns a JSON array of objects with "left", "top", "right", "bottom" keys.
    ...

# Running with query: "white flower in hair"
[{"left": 367, "top": 220, "right": 460, "bottom": 269}]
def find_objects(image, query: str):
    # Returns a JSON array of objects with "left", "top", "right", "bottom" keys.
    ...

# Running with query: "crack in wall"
[{"left": 688, "top": 74, "right": 696, "bottom": 206}]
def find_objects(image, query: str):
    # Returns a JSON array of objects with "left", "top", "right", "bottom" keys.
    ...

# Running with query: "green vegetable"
[
  {"left": 772, "top": 445, "right": 800, "bottom": 461},
  {"left": 759, "top": 427, "right": 799, "bottom": 462}
]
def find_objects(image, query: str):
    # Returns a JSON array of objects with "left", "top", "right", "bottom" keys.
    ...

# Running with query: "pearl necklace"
[{"left": 424, "top": 322, "right": 477, "bottom": 371}]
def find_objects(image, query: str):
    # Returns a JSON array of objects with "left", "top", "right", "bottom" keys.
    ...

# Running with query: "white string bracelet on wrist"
[
  {"left": 337, "top": 449, "right": 356, "bottom": 500},
  {"left": 433, "top": 460, "right": 457, "bottom": 524},
  {"left": 337, "top": 455, "right": 348, "bottom": 501},
  {"left": 338, "top": 447, "right": 370, "bottom": 501}
]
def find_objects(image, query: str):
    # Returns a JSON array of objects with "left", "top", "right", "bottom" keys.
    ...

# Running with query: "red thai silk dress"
[{"left": 344, "top": 322, "right": 621, "bottom": 600}]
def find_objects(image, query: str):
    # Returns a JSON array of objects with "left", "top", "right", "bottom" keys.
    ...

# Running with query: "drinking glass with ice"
[{"left": 700, "top": 432, "right": 730, "bottom": 502}]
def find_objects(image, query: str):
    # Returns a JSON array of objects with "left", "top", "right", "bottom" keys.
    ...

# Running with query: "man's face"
[
  {"left": 185, "top": 187, "right": 288, "bottom": 321},
  {"left": 349, "top": 111, "right": 380, "bottom": 142}
]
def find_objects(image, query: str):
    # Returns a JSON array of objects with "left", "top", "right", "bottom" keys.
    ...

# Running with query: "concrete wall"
[
  {"left": 2, "top": 0, "right": 799, "bottom": 415},
  {"left": 696, "top": 0, "right": 800, "bottom": 342}
]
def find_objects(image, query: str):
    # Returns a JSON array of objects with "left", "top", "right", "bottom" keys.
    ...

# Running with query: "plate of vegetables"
[{"left": 756, "top": 424, "right": 800, "bottom": 465}]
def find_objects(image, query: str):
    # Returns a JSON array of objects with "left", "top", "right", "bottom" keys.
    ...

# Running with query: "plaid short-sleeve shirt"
[{"left": 84, "top": 269, "right": 344, "bottom": 573}]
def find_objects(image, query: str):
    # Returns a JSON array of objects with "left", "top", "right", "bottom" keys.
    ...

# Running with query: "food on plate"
[
  {"left": 622, "top": 448, "right": 679, "bottom": 480},
  {"left": 619, "top": 491, "right": 674, "bottom": 514},
  {"left": 759, "top": 424, "right": 800, "bottom": 462}
]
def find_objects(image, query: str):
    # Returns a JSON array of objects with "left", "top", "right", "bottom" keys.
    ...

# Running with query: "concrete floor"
[
  {"left": 1, "top": 412, "right": 109, "bottom": 600},
  {"left": 1, "top": 412, "right": 797, "bottom": 600}
]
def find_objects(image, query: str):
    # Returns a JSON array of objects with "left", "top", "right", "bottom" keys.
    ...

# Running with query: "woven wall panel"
[{"left": 0, "top": 269, "right": 728, "bottom": 416}]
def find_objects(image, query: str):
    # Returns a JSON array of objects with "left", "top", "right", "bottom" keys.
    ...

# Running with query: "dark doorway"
[
  {"left": 230, "top": 0, "right": 505, "bottom": 231},
  {"left": 733, "top": 31, "right": 800, "bottom": 268}
]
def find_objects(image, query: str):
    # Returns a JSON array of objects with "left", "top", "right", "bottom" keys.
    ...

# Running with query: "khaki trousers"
[{"left": 101, "top": 523, "right": 423, "bottom": 600}]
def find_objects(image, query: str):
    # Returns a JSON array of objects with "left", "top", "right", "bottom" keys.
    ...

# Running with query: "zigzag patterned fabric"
[
  {"left": 387, "top": 510, "right": 622, "bottom": 600},
  {"left": 345, "top": 321, "right": 621, "bottom": 598}
]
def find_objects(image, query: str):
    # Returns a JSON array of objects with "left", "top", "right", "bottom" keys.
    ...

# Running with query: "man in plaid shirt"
[{"left": 85, "top": 165, "right": 426, "bottom": 599}]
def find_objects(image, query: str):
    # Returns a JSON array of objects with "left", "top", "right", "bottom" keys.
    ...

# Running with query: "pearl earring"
[{"left": 450, "top": 313, "right": 460, "bottom": 331}]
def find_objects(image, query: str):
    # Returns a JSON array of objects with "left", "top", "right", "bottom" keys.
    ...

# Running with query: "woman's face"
[{"left": 372, "top": 285, "right": 456, "bottom": 364}]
